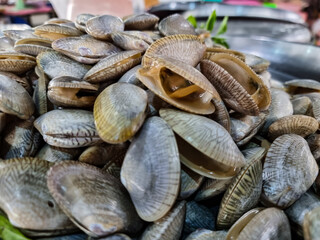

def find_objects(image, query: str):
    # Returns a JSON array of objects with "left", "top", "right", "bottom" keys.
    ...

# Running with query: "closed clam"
[
  {"left": 33, "top": 66, "right": 52, "bottom": 115},
  {"left": 303, "top": 206, "right": 320, "bottom": 240},
  {"left": 47, "top": 161, "right": 143, "bottom": 237},
  {"left": 75, "top": 13, "right": 95, "bottom": 32},
  {"left": 84, "top": 50, "right": 142, "bottom": 83},
  {"left": 36, "top": 144, "right": 82, "bottom": 163},
  {"left": 86, "top": 15, "right": 124, "bottom": 40},
  {"left": 0, "top": 73, "right": 34, "bottom": 119},
  {"left": 47, "top": 76, "right": 99, "bottom": 107},
  {"left": 34, "top": 24, "right": 83, "bottom": 40},
  {"left": 34, "top": 109, "right": 101, "bottom": 148},
  {"left": 217, "top": 147, "right": 265, "bottom": 229},
  {"left": 111, "top": 31, "right": 150, "bottom": 51},
  {"left": 94, "top": 83, "right": 147, "bottom": 143},
  {"left": 52, "top": 36, "right": 121, "bottom": 64},
  {"left": 3, "top": 28, "right": 36, "bottom": 41},
  {"left": 0, "top": 36, "right": 15, "bottom": 51},
  {"left": 307, "top": 133, "right": 320, "bottom": 161},
  {"left": 244, "top": 53, "right": 270, "bottom": 73},
  {"left": 118, "top": 64, "right": 144, "bottom": 88},
  {"left": 120, "top": 117, "right": 180, "bottom": 221},
  {"left": 124, "top": 30, "right": 154, "bottom": 44},
  {"left": 205, "top": 47, "right": 246, "bottom": 62},
  {"left": 186, "top": 229, "right": 227, "bottom": 240},
  {"left": 37, "top": 50, "right": 91, "bottom": 79},
  {"left": 158, "top": 14, "right": 197, "bottom": 36},
  {"left": 194, "top": 178, "right": 233, "bottom": 201},
  {"left": 262, "top": 134, "right": 318, "bottom": 208},
  {"left": 291, "top": 96, "right": 312, "bottom": 115},
  {"left": 285, "top": 79, "right": 320, "bottom": 94},
  {"left": 0, "top": 71, "right": 32, "bottom": 93},
  {"left": 14, "top": 37, "right": 52, "bottom": 56},
  {"left": 160, "top": 109, "right": 245, "bottom": 179},
  {"left": 124, "top": 13, "right": 159, "bottom": 30},
  {"left": 268, "top": 115, "right": 318, "bottom": 141},
  {"left": 0, "top": 158, "right": 75, "bottom": 234},
  {"left": 140, "top": 201, "right": 186, "bottom": 240},
  {"left": 0, "top": 51, "right": 36, "bottom": 73}
]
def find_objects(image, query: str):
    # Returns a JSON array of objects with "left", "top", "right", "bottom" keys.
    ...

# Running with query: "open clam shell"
[
  {"left": 0, "top": 51, "right": 36, "bottom": 74},
  {"left": 0, "top": 158, "right": 75, "bottom": 233},
  {"left": 14, "top": 37, "right": 52, "bottom": 56},
  {"left": 34, "top": 24, "right": 83, "bottom": 40},
  {"left": 143, "top": 34, "right": 206, "bottom": 67},
  {"left": 120, "top": 116, "right": 180, "bottom": 222},
  {"left": 86, "top": 15, "right": 124, "bottom": 40},
  {"left": 47, "top": 161, "right": 143, "bottom": 237},
  {"left": 137, "top": 55, "right": 218, "bottom": 115},
  {"left": 158, "top": 14, "right": 197, "bottom": 36},
  {"left": 160, "top": 108, "right": 246, "bottom": 179},
  {"left": 84, "top": 50, "right": 142, "bottom": 83},
  {"left": 94, "top": 83, "right": 148, "bottom": 144},
  {"left": 124, "top": 13, "right": 159, "bottom": 30},
  {"left": 262, "top": 134, "right": 318, "bottom": 209}
]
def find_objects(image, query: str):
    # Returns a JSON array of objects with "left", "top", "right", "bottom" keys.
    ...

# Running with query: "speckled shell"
[
  {"left": 0, "top": 158, "right": 75, "bottom": 231},
  {"left": 120, "top": 117, "right": 180, "bottom": 222},
  {"left": 160, "top": 108, "right": 246, "bottom": 179},
  {"left": 34, "top": 24, "right": 83, "bottom": 40},
  {"left": 268, "top": 115, "right": 318, "bottom": 141},
  {"left": 217, "top": 147, "right": 265, "bottom": 229},
  {"left": 143, "top": 34, "right": 206, "bottom": 67},
  {"left": 140, "top": 201, "right": 186, "bottom": 240},
  {"left": 84, "top": 50, "right": 142, "bottom": 83},
  {"left": 47, "top": 161, "right": 143, "bottom": 237},
  {"left": 86, "top": 15, "right": 124, "bottom": 40},
  {"left": 94, "top": 83, "right": 147, "bottom": 144},
  {"left": 262, "top": 134, "right": 318, "bottom": 209},
  {"left": 0, "top": 51, "right": 36, "bottom": 73},
  {"left": 158, "top": 14, "right": 197, "bottom": 36},
  {"left": 124, "top": 13, "right": 159, "bottom": 30}
]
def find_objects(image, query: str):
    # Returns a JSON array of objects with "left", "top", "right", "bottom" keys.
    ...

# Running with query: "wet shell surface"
[
  {"left": 158, "top": 14, "right": 197, "bottom": 36},
  {"left": 262, "top": 134, "right": 318, "bottom": 208},
  {"left": 120, "top": 117, "right": 180, "bottom": 222},
  {"left": 47, "top": 161, "right": 143, "bottom": 237},
  {"left": 94, "top": 83, "right": 147, "bottom": 143},
  {"left": 160, "top": 109, "right": 246, "bottom": 179}
]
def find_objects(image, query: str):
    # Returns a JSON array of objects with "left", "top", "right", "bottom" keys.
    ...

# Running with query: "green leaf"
[
  {"left": 199, "top": 22, "right": 205, "bottom": 29},
  {"left": 187, "top": 15, "right": 197, "bottom": 28},
  {"left": 205, "top": 10, "right": 216, "bottom": 31},
  {"left": 216, "top": 16, "right": 229, "bottom": 36},
  {"left": 0, "top": 215, "right": 31, "bottom": 240},
  {"left": 212, "top": 37, "right": 229, "bottom": 49}
]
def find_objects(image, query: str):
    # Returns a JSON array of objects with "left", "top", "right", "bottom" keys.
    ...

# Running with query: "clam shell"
[
  {"left": 14, "top": 37, "right": 52, "bottom": 56},
  {"left": 84, "top": 50, "right": 142, "bottom": 83},
  {"left": 33, "top": 66, "right": 51, "bottom": 115},
  {"left": 111, "top": 31, "right": 149, "bottom": 51},
  {"left": 185, "top": 229, "right": 227, "bottom": 240},
  {"left": 268, "top": 115, "right": 318, "bottom": 141},
  {"left": 206, "top": 47, "right": 246, "bottom": 62},
  {"left": 291, "top": 96, "right": 312, "bottom": 115},
  {"left": 179, "top": 165, "right": 204, "bottom": 199},
  {"left": 34, "top": 109, "right": 101, "bottom": 148},
  {"left": 0, "top": 158, "right": 75, "bottom": 232},
  {"left": 303, "top": 205, "right": 320, "bottom": 240},
  {"left": 47, "top": 161, "right": 143, "bottom": 237},
  {"left": 160, "top": 108, "right": 246, "bottom": 179},
  {"left": 79, "top": 144, "right": 112, "bottom": 167},
  {"left": 0, "top": 73, "right": 34, "bottom": 119},
  {"left": 307, "top": 133, "right": 320, "bottom": 161},
  {"left": 140, "top": 201, "right": 186, "bottom": 240},
  {"left": 124, "top": 13, "right": 159, "bottom": 30},
  {"left": 37, "top": 50, "right": 91, "bottom": 79},
  {"left": 94, "top": 83, "right": 147, "bottom": 143},
  {"left": 34, "top": 24, "right": 83, "bottom": 40},
  {"left": 285, "top": 79, "right": 320, "bottom": 94},
  {"left": 244, "top": 53, "right": 270, "bottom": 73},
  {"left": 3, "top": 28, "right": 36, "bottom": 41},
  {"left": 0, "top": 71, "right": 32, "bottom": 93},
  {"left": 217, "top": 147, "right": 265, "bottom": 229},
  {"left": 0, "top": 36, "right": 15, "bottom": 51},
  {"left": 120, "top": 117, "right": 180, "bottom": 221},
  {"left": 137, "top": 56, "right": 218, "bottom": 115},
  {"left": 124, "top": 30, "right": 154, "bottom": 44},
  {"left": 118, "top": 64, "right": 144, "bottom": 88},
  {"left": 194, "top": 178, "right": 232, "bottom": 201},
  {"left": 158, "top": 14, "right": 197, "bottom": 36},
  {"left": 45, "top": 18, "right": 73, "bottom": 24},
  {"left": 262, "top": 134, "right": 318, "bottom": 208},
  {"left": 143, "top": 34, "right": 206, "bottom": 67},
  {"left": 75, "top": 13, "right": 95, "bottom": 32},
  {"left": 312, "top": 99, "right": 320, "bottom": 124},
  {"left": 36, "top": 144, "right": 82, "bottom": 163},
  {"left": 0, "top": 51, "right": 36, "bottom": 74},
  {"left": 86, "top": 15, "right": 124, "bottom": 40}
]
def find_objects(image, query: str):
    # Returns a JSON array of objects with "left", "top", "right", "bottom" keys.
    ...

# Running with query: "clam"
[
  {"left": 185, "top": 229, "right": 227, "bottom": 240},
  {"left": 34, "top": 24, "right": 83, "bottom": 40},
  {"left": 33, "top": 66, "right": 52, "bottom": 115},
  {"left": 36, "top": 144, "right": 82, "bottom": 163},
  {"left": 291, "top": 96, "right": 312, "bottom": 115},
  {"left": 52, "top": 35, "right": 121, "bottom": 64},
  {"left": 111, "top": 31, "right": 150, "bottom": 51},
  {"left": 140, "top": 201, "right": 186, "bottom": 240},
  {"left": 179, "top": 165, "right": 204, "bottom": 199},
  {"left": 79, "top": 144, "right": 112, "bottom": 167},
  {"left": 285, "top": 79, "right": 320, "bottom": 94},
  {"left": 47, "top": 161, "right": 143, "bottom": 237},
  {"left": 217, "top": 147, "right": 265, "bottom": 229},
  {"left": 158, "top": 14, "right": 197, "bottom": 36},
  {"left": 0, "top": 158, "right": 75, "bottom": 234},
  {"left": 285, "top": 191, "right": 320, "bottom": 237},
  {"left": 86, "top": 15, "right": 124, "bottom": 40},
  {"left": 226, "top": 208, "right": 291, "bottom": 240},
  {"left": 37, "top": 50, "right": 91, "bottom": 79},
  {"left": 84, "top": 50, "right": 142, "bottom": 83},
  {"left": 244, "top": 53, "right": 270, "bottom": 73},
  {"left": 0, "top": 51, "right": 36, "bottom": 74},
  {"left": 120, "top": 117, "right": 180, "bottom": 221},
  {"left": 97, "top": 234, "right": 132, "bottom": 240},
  {"left": 14, "top": 37, "right": 52, "bottom": 56},
  {"left": 118, "top": 64, "right": 144, "bottom": 88},
  {"left": 312, "top": 99, "right": 320, "bottom": 124},
  {"left": 75, "top": 13, "right": 95, "bottom": 32},
  {"left": 261, "top": 134, "right": 318, "bottom": 208},
  {"left": 143, "top": 34, "right": 206, "bottom": 67},
  {"left": 160, "top": 109, "right": 245, "bottom": 179},
  {"left": 94, "top": 83, "right": 147, "bottom": 143},
  {"left": 34, "top": 109, "right": 101, "bottom": 148},
  {"left": 138, "top": 55, "right": 219, "bottom": 115},
  {"left": 258, "top": 71, "right": 271, "bottom": 89},
  {"left": 303, "top": 206, "right": 320, "bottom": 240},
  {"left": 0, "top": 36, "right": 15, "bottom": 51},
  {"left": 124, "top": 13, "right": 159, "bottom": 30},
  {"left": 124, "top": 30, "right": 154, "bottom": 44},
  {"left": 194, "top": 178, "right": 233, "bottom": 201},
  {"left": 47, "top": 76, "right": 99, "bottom": 107},
  {"left": 207, "top": 99, "right": 231, "bottom": 132},
  {"left": 0, "top": 73, "right": 34, "bottom": 119},
  {"left": 3, "top": 28, "right": 36, "bottom": 41},
  {"left": 205, "top": 47, "right": 246, "bottom": 62},
  {"left": 200, "top": 53, "right": 271, "bottom": 116},
  {"left": 45, "top": 18, "right": 73, "bottom": 25},
  {"left": 0, "top": 71, "right": 32, "bottom": 93},
  {"left": 293, "top": 92, "right": 320, "bottom": 102},
  {"left": 268, "top": 115, "right": 318, "bottom": 141},
  {"left": 307, "top": 133, "right": 320, "bottom": 161}
]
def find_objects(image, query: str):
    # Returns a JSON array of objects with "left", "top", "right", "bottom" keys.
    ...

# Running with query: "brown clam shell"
[
  {"left": 34, "top": 24, "right": 83, "bottom": 40},
  {"left": 0, "top": 51, "right": 36, "bottom": 74}
]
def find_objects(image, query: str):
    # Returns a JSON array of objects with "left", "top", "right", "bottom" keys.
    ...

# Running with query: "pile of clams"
[{"left": 0, "top": 11, "right": 319, "bottom": 240}]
